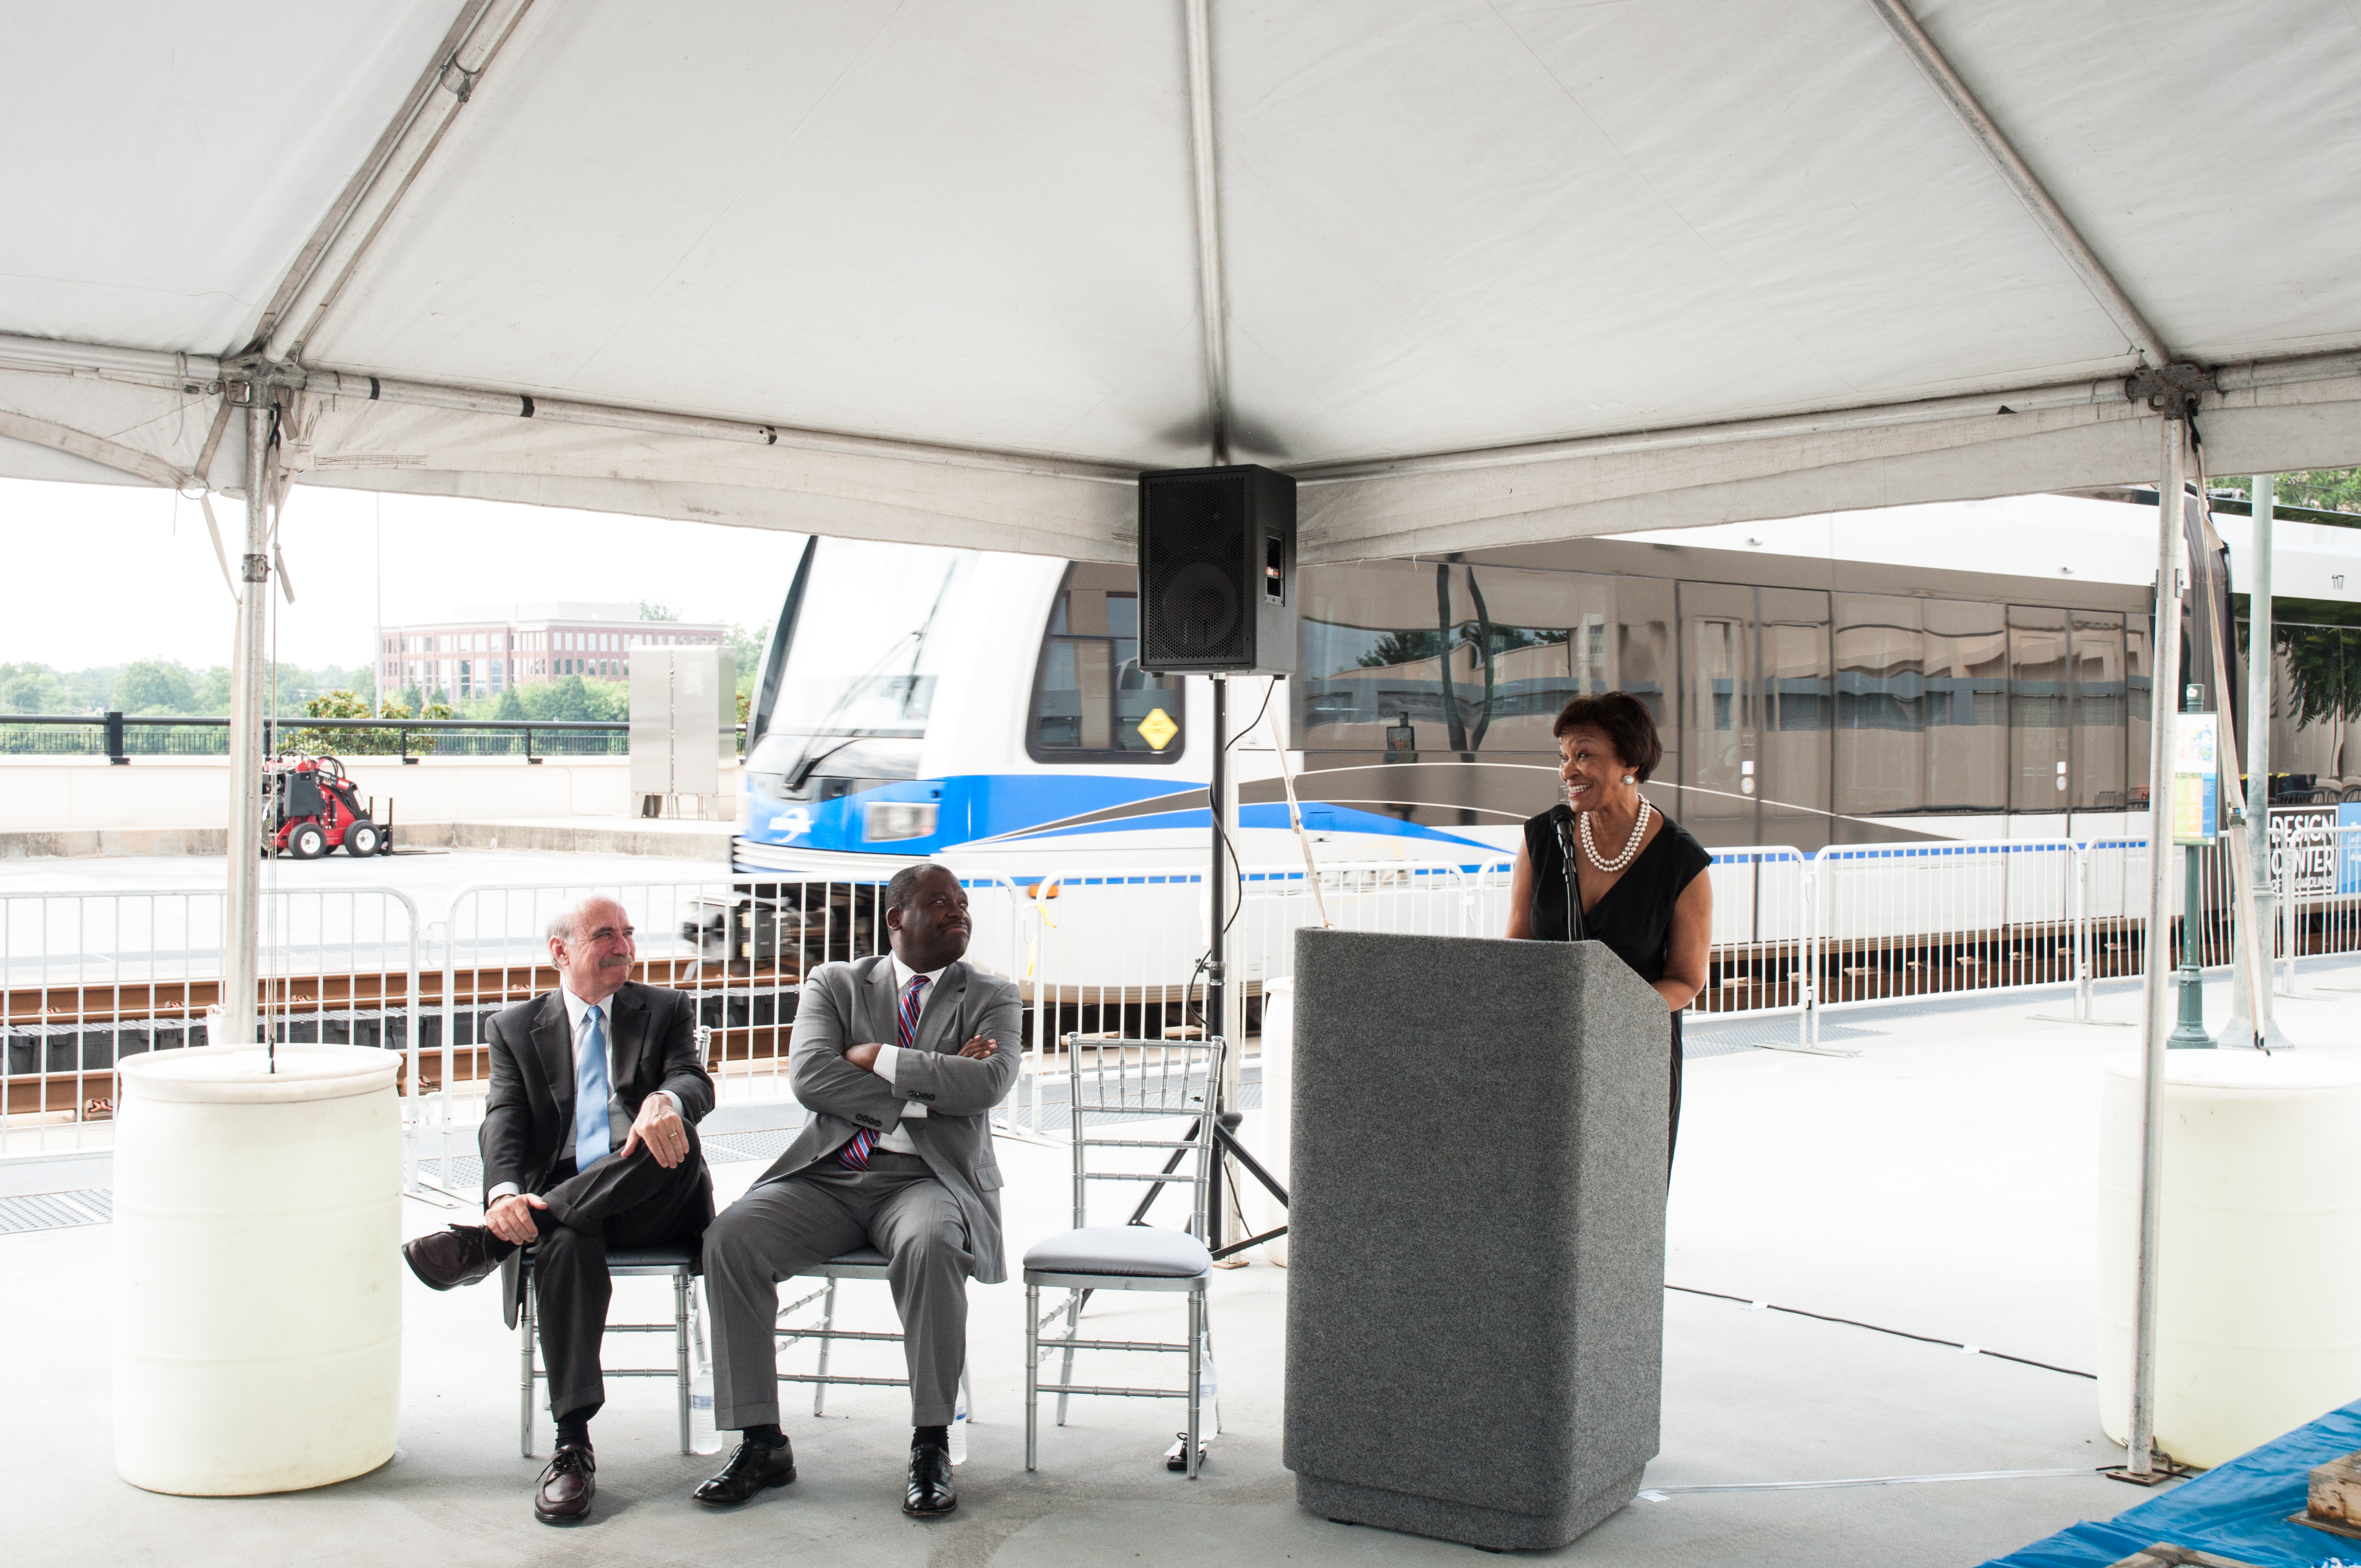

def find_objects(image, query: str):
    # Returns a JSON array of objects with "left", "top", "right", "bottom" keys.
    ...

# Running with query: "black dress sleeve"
[{"left": 1663, "top": 822, "right": 1712, "bottom": 898}]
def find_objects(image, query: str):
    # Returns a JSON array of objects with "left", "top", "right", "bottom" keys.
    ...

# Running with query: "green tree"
[
  {"left": 64, "top": 666, "right": 121, "bottom": 711},
  {"left": 194, "top": 666, "right": 233, "bottom": 714},
  {"left": 2212, "top": 467, "right": 2361, "bottom": 516},
  {"left": 640, "top": 601, "right": 683, "bottom": 622},
  {"left": 726, "top": 619, "right": 772, "bottom": 692},
  {"left": 523, "top": 674, "right": 596, "bottom": 721},
  {"left": 494, "top": 688, "right": 527, "bottom": 720},
  {"left": 288, "top": 690, "right": 400, "bottom": 755},
  {"left": 0, "top": 663, "right": 70, "bottom": 712},
  {"left": 114, "top": 660, "right": 195, "bottom": 715}
]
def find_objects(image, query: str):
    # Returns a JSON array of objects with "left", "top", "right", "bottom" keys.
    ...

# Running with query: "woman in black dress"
[{"left": 1506, "top": 692, "right": 1712, "bottom": 1169}]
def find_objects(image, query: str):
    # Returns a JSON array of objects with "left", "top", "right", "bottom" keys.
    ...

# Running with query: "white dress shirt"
[
  {"left": 868, "top": 956, "right": 946, "bottom": 1155},
  {"left": 488, "top": 986, "right": 678, "bottom": 1203}
]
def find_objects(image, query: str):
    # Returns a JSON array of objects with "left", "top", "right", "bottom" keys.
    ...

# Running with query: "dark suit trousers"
[{"left": 531, "top": 1125, "right": 711, "bottom": 1418}]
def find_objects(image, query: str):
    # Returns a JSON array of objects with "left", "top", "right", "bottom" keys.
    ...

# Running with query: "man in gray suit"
[{"left": 695, "top": 863, "right": 1019, "bottom": 1519}]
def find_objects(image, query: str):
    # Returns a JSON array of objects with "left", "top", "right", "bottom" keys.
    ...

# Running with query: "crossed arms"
[{"left": 788, "top": 969, "right": 1021, "bottom": 1127}]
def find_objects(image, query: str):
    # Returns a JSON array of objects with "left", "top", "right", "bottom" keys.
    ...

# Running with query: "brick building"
[{"left": 380, "top": 602, "right": 726, "bottom": 700}]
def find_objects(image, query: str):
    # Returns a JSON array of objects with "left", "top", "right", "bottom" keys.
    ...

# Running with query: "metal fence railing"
[
  {"left": 1, "top": 885, "right": 422, "bottom": 1163},
  {"left": 0, "top": 712, "right": 752, "bottom": 760},
  {"left": 7, "top": 828, "right": 2358, "bottom": 1161}
]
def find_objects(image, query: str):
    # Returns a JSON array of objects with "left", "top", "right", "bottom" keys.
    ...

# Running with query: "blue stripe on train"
[{"left": 744, "top": 774, "right": 1495, "bottom": 856}]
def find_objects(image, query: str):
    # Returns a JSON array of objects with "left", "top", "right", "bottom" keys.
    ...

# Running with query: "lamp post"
[{"left": 2168, "top": 682, "right": 2216, "bottom": 1049}]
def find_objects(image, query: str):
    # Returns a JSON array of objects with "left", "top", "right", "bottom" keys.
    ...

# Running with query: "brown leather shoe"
[
  {"left": 534, "top": 1443, "right": 595, "bottom": 1523},
  {"left": 401, "top": 1224, "right": 516, "bottom": 1291}
]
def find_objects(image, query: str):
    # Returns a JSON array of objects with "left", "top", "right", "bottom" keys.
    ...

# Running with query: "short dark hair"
[
  {"left": 885, "top": 862, "right": 956, "bottom": 914},
  {"left": 1551, "top": 692, "right": 1664, "bottom": 783}
]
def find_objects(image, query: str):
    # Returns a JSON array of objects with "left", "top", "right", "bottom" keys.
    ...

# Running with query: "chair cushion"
[
  {"left": 606, "top": 1242, "right": 698, "bottom": 1270},
  {"left": 825, "top": 1247, "right": 891, "bottom": 1268},
  {"left": 1024, "top": 1226, "right": 1211, "bottom": 1279}
]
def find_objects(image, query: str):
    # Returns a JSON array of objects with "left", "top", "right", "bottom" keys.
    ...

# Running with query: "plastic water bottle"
[
  {"left": 948, "top": 1387, "right": 969, "bottom": 1466},
  {"left": 1197, "top": 1335, "right": 1218, "bottom": 1407},
  {"left": 688, "top": 1366, "right": 721, "bottom": 1454}
]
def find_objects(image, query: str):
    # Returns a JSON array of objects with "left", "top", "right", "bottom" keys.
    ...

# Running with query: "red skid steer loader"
[{"left": 263, "top": 755, "right": 393, "bottom": 859}]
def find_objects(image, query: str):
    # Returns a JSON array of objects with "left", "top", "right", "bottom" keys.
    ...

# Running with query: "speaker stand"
[{"left": 1206, "top": 673, "right": 1230, "bottom": 1254}]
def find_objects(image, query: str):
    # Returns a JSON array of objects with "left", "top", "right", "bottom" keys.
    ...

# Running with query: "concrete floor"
[{"left": 7, "top": 960, "right": 2358, "bottom": 1566}]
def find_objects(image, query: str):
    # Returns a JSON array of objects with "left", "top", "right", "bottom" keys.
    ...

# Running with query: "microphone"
[{"left": 1552, "top": 805, "right": 1584, "bottom": 941}]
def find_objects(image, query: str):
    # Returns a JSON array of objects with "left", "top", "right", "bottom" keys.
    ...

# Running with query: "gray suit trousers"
[{"left": 706, "top": 1151, "right": 973, "bottom": 1428}]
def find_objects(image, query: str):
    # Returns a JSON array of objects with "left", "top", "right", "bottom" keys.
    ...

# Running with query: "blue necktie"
[{"left": 574, "top": 1004, "right": 611, "bottom": 1173}]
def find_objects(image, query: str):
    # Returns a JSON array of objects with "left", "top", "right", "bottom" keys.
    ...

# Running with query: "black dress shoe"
[
  {"left": 905, "top": 1442, "right": 956, "bottom": 1517},
  {"left": 693, "top": 1436, "right": 797, "bottom": 1505},
  {"left": 401, "top": 1224, "right": 516, "bottom": 1291},
  {"left": 534, "top": 1443, "right": 595, "bottom": 1523}
]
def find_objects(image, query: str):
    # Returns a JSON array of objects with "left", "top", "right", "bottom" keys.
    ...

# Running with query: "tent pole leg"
[
  {"left": 2121, "top": 413, "right": 2186, "bottom": 1483},
  {"left": 222, "top": 384, "right": 274, "bottom": 1053},
  {"left": 2248, "top": 477, "right": 2278, "bottom": 1046}
]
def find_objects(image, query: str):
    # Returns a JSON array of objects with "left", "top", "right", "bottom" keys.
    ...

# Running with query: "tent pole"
[
  {"left": 2126, "top": 416, "right": 2187, "bottom": 1479},
  {"left": 222, "top": 388, "right": 273, "bottom": 1055},
  {"left": 1182, "top": 0, "right": 1230, "bottom": 466},
  {"left": 1864, "top": 0, "right": 2166, "bottom": 366},
  {"left": 2246, "top": 477, "right": 2278, "bottom": 1046}
]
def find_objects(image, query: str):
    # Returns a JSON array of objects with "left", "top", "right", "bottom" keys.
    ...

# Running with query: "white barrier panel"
[
  {"left": 1813, "top": 839, "right": 2082, "bottom": 1011},
  {"left": 1, "top": 887, "right": 420, "bottom": 1162},
  {"left": 9, "top": 827, "right": 2359, "bottom": 1161}
]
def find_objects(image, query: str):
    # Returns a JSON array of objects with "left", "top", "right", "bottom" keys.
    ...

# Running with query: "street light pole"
[{"left": 2168, "top": 682, "right": 2216, "bottom": 1049}]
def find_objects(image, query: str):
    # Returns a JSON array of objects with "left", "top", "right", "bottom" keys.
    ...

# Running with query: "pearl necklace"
[{"left": 1579, "top": 797, "right": 1651, "bottom": 873}]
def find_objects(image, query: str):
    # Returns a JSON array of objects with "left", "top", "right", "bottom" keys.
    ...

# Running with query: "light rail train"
[{"left": 736, "top": 490, "right": 2361, "bottom": 882}]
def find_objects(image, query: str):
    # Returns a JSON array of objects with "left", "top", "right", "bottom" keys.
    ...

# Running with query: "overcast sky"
[{"left": 0, "top": 477, "right": 810, "bottom": 671}]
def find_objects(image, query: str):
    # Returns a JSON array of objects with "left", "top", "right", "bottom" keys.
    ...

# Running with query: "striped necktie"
[{"left": 839, "top": 976, "right": 927, "bottom": 1169}]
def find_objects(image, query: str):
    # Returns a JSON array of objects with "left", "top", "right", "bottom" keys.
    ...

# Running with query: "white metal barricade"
[{"left": 1, "top": 886, "right": 421, "bottom": 1163}]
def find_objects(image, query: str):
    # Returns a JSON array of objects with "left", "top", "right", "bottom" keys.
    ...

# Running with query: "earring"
[{"left": 1622, "top": 774, "right": 1635, "bottom": 785}]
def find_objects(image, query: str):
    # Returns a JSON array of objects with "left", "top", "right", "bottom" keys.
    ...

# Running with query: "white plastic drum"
[
  {"left": 113, "top": 1042, "right": 402, "bottom": 1494},
  {"left": 2099, "top": 1049, "right": 2361, "bottom": 1467}
]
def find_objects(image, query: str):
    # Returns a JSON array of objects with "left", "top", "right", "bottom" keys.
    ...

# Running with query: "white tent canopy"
[{"left": 6, "top": 0, "right": 2361, "bottom": 562}]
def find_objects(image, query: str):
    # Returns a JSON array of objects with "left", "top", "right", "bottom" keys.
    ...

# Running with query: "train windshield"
[{"left": 767, "top": 539, "right": 977, "bottom": 750}]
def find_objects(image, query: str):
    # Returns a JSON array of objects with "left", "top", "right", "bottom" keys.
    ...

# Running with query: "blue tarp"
[{"left": 1981, "top": 1401, "right": 2361, "bottom": 1567}]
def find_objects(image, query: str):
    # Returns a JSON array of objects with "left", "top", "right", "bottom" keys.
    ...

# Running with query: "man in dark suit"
[
  {"left": 693, "top": 862, "right": 1019, "bottom": 1520},
  {"left": 401, "top": 895, "right": 714, "bottom": 1524}
]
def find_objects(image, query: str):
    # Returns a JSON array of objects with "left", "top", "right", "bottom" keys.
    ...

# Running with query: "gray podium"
[{"left": 1282, "top": 928, "right": 1669, "bottom": 1551}]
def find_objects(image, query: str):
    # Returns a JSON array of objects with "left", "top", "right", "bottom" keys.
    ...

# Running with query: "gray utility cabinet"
[
  {"left": 1283, "top": 928, "right": 1670, "bottom": 1551},
  {"left": 629, "top": 647, "right": 737, "bottom": 800}
]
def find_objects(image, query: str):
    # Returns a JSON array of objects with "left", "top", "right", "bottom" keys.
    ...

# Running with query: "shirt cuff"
[
  {"left": 488, "top": 1182, "right": 520, "bottom": 1202},
  {"left": 872, "top": 1044, "right": 926, "bottom": 1117}
]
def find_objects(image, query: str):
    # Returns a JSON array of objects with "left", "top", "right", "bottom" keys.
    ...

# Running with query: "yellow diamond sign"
[{"left": 1136, "top": 707, "right": 1178, "bottom": 752}]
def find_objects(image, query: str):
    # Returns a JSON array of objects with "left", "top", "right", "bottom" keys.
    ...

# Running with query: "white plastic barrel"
[
  {"left": 1255, "top": 978, "right": 1292, "bottom": 1267},
  {"left": 114, "top": 1042, "right": 403, "bottom": 1494},
  {"left": 2099, "top": 1049, "right": 2361, "bottom": 1466}
]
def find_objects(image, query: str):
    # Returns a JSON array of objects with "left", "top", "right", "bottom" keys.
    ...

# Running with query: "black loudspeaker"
[{"left": 1138, "top": 463, "right": 1297, "bottom": 675}]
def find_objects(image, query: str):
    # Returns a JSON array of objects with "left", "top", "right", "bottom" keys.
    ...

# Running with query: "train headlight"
[{"left": 863, "top": 801, "right": 938, "bottom": 842}]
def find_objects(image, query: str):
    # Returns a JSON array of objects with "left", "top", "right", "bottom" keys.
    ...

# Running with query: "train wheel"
[
  {"left": 345, "top": 821, "right": 382, "bottom": 857},
  {"left": 289, "top": 822, "right": 329, "bottom": 860}
]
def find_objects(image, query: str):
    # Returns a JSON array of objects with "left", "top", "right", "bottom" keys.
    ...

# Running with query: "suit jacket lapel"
[
  {"left": 608, "top": 984, "right": 646, "bottom": 1093},
  {"left": 535, "top": 990, "right": 574, "bottom": 1127},
  {"left": 867, "top": 956, "right": 901, "bottom": 1047},
  {"left": 915, "top": 962, "right": 967, "bottom": 1054}
]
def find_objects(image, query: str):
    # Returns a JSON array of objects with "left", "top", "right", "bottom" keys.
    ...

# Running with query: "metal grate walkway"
[{"left": 0, "top": 1189, "right": 112, "bottom": 1234}]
